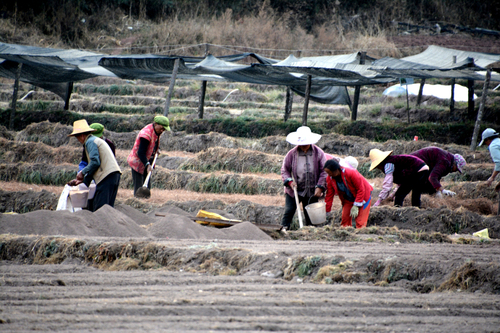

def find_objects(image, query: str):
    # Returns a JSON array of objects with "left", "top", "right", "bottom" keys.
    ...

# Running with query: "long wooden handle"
[
  {"left": 142, "top": 153, "right": 158, "bottom": 187},
  {"left": 293, "top": 184, "right": 304, "bottom": 228}
]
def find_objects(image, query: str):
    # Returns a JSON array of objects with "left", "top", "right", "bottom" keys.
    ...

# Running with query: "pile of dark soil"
[{"left": 0, "top": 203, "right": 273, "bottom": 241}]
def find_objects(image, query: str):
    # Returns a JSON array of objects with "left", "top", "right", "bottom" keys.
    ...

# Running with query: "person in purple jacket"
[
  {"left": 369, "top": 149, "right": 429, "bottom": 208},
  {"left": 410, "top": 146, "right": 466, "bottom": 198},
  {"left": 281, "top": 126, "right": 327, "bottom": 229}
]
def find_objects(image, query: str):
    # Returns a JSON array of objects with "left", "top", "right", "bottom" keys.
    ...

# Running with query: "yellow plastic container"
[{"left": 195, "top": 210, "right": 239, "bottom": 227}]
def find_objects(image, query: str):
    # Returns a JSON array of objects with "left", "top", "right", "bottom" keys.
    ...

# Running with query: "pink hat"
[{"left": 454, "top": 154, "right": 466, "bottom": 173}]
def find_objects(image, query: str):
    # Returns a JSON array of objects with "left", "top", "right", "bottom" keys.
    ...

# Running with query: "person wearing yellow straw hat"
[
  {"left": 67, "top": 119, "right": 122, "bottom": 211},
  {"left": 128, "top": 115, "right": 171, "bottom": 197},
  {"left": 281, "top": 126, "right": 327, "bottom": 229},
  {"left": 369, "top": 149, "right": 429, "bottom": 208}
]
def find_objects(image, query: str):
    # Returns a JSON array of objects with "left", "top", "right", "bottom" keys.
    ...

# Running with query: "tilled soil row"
[
  {"left": 6, "top": 121, "right": 494, "bottom": 163},
  {"left": 1, "top": 235, "right": 499, "bottom": 296},
  {"left": 2, "top": 262, "right": 499, "bottom": 332}
]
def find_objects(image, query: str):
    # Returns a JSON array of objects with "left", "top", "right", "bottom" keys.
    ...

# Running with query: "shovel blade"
[{"left": 135, "top": 186, "right": 151, "bottom": 199}]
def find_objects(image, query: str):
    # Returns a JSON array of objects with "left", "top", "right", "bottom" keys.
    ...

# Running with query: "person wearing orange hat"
[
  {"left": 67, "top": 119, "right": 121, "bottom": 211},
  {"left": 369, "top": 149, "right": 429, "bottom": 208}
]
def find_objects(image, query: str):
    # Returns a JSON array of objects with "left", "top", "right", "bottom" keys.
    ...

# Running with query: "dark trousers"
[
  {"left": 132, "top": 167, "right": 150, "bottom": 196},
  {"left": 281, "top": 193, "right": 319, "bottom": 228},
  {"left": 394, "top": 170, "right": 430, "bottom": 208},
  {"left": 92, "top": 171, "right": 121, "bottom": 212}
]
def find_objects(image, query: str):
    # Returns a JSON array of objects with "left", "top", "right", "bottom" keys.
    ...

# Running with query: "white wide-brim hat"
[{"left": 286, "top": 126, "right": 321, "bottom": 145}]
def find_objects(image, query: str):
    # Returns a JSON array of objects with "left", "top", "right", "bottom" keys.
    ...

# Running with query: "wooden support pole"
[
  {"left": 416, "top": 78, "right": 425, "bottom": 106},
  {"left": 351, "top": 52, "right": 366, "bottom": 121},
  {"left": 284, "top": 86, "right": 293, "bottom": 122},
  {"left": 467, "top": 60, "right": 475, "bottom": 120},
  {"left": 9, "top": 63, "right": 22, "bottom": 130},
  {"left": 470, "top": 69, "right": 491, "bottom": 151},
  {"left": 302, "top": 75, "right": 311, "bottom": 126},
  {"left": 164, "top": 58, "right": 180, "bottom": 117},
  {"left": 64, "top": 82, "right": 73, "bottom": 111},
  {"left": 198, "top": 44, "right": 209, "bottom": 119},
  {"left": 450, "top": 56, "right": 456, "bottom": 114}
]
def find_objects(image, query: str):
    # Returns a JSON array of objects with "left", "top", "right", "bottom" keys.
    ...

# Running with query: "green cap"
[
  {"left": 89, "top": 123, "right": 104, "bottom": 138},
  {"left": 154, "top": 115, "right": 171, "bottom": 131}
]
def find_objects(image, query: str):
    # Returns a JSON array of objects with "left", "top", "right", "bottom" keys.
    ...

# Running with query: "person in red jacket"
[{"left": 324, "top": 159, "right": 373, "bottom": 228}]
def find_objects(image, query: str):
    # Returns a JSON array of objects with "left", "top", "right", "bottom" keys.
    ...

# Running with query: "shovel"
[
  {"left": 292, "top": 177, "right": 304, "bottom": 229},
  {"left": 135, "top": 153, "right": 158, "bottom": 199}
]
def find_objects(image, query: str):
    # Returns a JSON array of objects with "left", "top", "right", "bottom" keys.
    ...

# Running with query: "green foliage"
[{"left": 297, "top": 256, "right": 322, "bottom": 278}]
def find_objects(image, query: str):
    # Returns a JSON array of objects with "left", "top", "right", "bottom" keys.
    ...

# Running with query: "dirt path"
[{"left": 1, "top": 237, "right": 500, "bottom": 332}]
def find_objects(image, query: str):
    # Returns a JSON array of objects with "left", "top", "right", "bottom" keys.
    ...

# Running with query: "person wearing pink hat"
[
  {"left": 281, "top": 126, "right": 327, "bottom": 229},
  {"left": 410, "top": 146, "right": 466, "bottom": 198}
]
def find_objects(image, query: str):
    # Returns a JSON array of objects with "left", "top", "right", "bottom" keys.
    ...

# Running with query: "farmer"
[
  {"left": 67, "top": 119, "right": 121, "bottom": 211},
  {"left": 78, "top": 123, "right": 116, "bottom": 172},
  {"left": 324, "top": 159, "right": 373, "bottom": 228},
  {"left": 478, "top": 128, "right": 500, "bottom": 187},
  {"left": 409, "top": 146, "right": 466, "bottom": 198},
  {"left": 128, "top": 115, "right": 171, "bottom": 197},
  {"left": 281, "top": 126, "right": 327, "bottom": 229},
  {"left": 369, "top": 149, "right": 429, "bottom": 208}
]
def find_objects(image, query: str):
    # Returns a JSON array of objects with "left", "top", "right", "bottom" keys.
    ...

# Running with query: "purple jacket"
[
  {"left": 281, "top": 145, "right": 327, "bottom": 198},
  {"left": 411, "top": 146, "right": 454, "bottom": 190},
  {"left": 383, "top": 154, "right": 427, "bottom": 185}
]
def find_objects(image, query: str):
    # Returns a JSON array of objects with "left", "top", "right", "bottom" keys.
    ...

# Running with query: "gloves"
[
  {"left": 435, "top": 191, "right": 443, "bottom": 199},
  {"left": 442, "top": 189, "right": 456, "bottom": 197},
  {"left": 350, "top": 206, "right": 359, "bottom": 218},
  {"left": 373, "top": 199, "right": 381, "bottom": 207}
]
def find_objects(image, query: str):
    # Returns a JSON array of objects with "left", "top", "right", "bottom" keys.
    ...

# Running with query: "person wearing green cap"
[
  {"left": 78, "top": 123, "right": 116, "bottom": 173},
  {"left": 127, "top": 115, "right": 171, "bottom": 197}
]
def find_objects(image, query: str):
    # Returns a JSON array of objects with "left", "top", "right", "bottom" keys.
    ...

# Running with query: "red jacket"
[{"left": 325, "top": 167, "right": 373, "bottom": 212}]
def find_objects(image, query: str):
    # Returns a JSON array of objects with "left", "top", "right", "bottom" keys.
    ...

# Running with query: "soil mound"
[
  {"left": 0, "top": 137, "right": 81, "bottom": 164},
  {"left": 366, "top": 206, "right": 500, "bottom": 238},
  {"left": 16, "top": 121, "right": 75, "bottom": 147},
  {"left": 147, "top": 215, "right": 272, "bottom": 241},
  {"left": 0, "top": 189, "right": 58, "bottom": 213},
  {"left": 181, "top": 147, "right": 282, "bottom": 174},
  {"left": 0, "top": 205, "right": 151, "bottom": 237},
  {"left": 115, "top": 203, "right": 156, "bottom": 226}
]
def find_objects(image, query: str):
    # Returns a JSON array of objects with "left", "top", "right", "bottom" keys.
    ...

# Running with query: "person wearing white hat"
[
  {"left": 478, "top": 128, "right": 500, "bottom": 187},
  {"left": 281, "top": 126, "right": 327, "bottom": 229},
  {"left": 67, "top": 119, "right": 122, "bottom": 211},
  {"left": 369, "top": 149, "right": 429, "bottom": 208}
]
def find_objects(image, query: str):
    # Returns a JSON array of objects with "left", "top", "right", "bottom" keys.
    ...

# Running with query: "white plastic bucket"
[
  {"left": 69, "top": 190, "right": 89, "bottom": 208},
  {"left": 305, "top": 201, "right": 326, "bottom": 225}
]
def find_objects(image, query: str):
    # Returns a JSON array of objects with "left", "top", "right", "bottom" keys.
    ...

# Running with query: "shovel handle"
[
  {"left": 142, "top": 153, "right": 158, "bottom": 187},
  {"left": 292, "top": 177, "right": 304, "bottom": 228}
]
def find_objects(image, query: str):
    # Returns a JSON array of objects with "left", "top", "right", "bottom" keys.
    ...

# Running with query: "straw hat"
[
  {"left": 286, "top": 126, "right": 321, "bottom": 145},
  {"left": 368, "top": 149, "right": 393, "bottom": 171},
  {"left": 68, "top": 119, "right": 96, "bottom": 137}
]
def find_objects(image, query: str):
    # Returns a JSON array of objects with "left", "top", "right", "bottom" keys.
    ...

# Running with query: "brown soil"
[{"left": 1, "top": 235, "right": 499, "bottom": 331}]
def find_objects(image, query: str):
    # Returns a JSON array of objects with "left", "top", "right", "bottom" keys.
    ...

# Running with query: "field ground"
[
  {"left": 1, "top": 31, "right": 500, "bottom": 332},
  {"left": 1, "top": 238, "right": 500, "bottom": 332}
]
